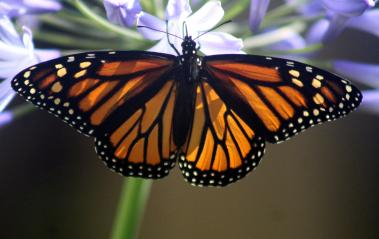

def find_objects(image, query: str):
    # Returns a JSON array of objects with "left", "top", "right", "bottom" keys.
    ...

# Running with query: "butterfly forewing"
[
  {"left": 204, "top": 55, "right": 362, "bottom": 143},
  {"left": 11, "top": 51, "right": 178, "bottom": 177}
]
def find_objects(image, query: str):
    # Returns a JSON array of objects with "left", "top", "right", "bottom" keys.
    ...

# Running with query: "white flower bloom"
[
  {"left": 0, "top": 15, "right": 59, "bottom": 112},
  {"left": 137, "top": 0, "right": 244, "bottom": 55},
  {"left": 103, "top": 0, "right": 141, "bottom": 27}
]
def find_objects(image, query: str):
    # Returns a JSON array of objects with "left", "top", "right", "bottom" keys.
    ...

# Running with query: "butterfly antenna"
[
  {"left": 193, "top": 20, "right": 232, "bottom": 41},
  {"left": 183, "top": 21, "right": 189, "bottom": 38},
  {"left": 165, "top": 20, "right": 180, "bottom": 55},
  {"left": 136, "top": 25, "right": 183, "bottom": 40}
]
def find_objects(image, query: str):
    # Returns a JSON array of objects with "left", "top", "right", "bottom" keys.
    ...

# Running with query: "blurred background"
[{"left": 0, "top": 0, "right": 379, "bottom": 238}]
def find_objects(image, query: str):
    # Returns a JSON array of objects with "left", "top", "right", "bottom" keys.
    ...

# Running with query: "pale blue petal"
[
  {"left": 165, "top": 0, "right": 192, "bottom": 19},
  {"left": 306, "top": 19, "right": 329, "bottom": 44},
  {"left": 348, "top": 9, "right": 379, "bottom": 38},
  {"left": 148, "top": 38, "right": 179, "bottom": 55},
  {"left": 0, "top": 77, "right": 15, "bottom": 112},
  {"left": 137, "top": 11, "right": 166, "bottom": 40},
  {"left": 286, "top": 0, "right": 323, "bottom": 16},
  {"left": 1, "top": 0, "right": 61, "bottom": 17},
  {"left": 332, "top": 60, "right": 379, "bottom": 88},
  {"left": 198, "top": 32, "right": 244, "bottom": 55},
  {"left": 186, "top": 1, "right": 224, "bottom": 32},
  {"left": 22, "top": 26, "right": 34, "bottom": 51},
  {"left": 34, "top": 49, "right": 60, "bottom": 62},
  {"left": 266, "top": 31, "right": 306, "bottom": 51},
  {"left": 0, "top": 111, "right": 13, "bottom": 127},
  {"left": 322, "top": 14, "right": 350, "bottom": 41},
  {"left": 0, "top": 15, "right": 22, "bottom": 46},
  {"left": 249, "top": 0, "right": 270, "bottom": 32},
  {"left": 103, "top": 0, "right": 142, "bottom": 27},
  {"left": 322, "top": 0, "right": 376, "bottom": 17},
  {"left": 361, "top": 90, "right": 379, "bottom": 113}
]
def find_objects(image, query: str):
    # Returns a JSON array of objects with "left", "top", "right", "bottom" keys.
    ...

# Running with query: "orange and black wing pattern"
[
  {"left": 204, "top": 55, "right": 362, "bottom": 143},
  {"left": 178, "top": 82, "right": 265, "bottom": 186},
  {"left": 11, "top": 51, "right": 178, "bottom": 178}
]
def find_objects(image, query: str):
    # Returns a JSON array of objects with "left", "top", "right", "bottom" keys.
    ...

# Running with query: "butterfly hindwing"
[
  {"left": 11, "top": 51, "right": 178, "bottom": 178},
  {"left": 204, "top": 55, "right": 362, "bottom": 143},
  {"left": 94, "top": 78, "right": 177, "bottom": 178},
  {"left": 178, "top": 82, "right": 265, "bottom": 186}
]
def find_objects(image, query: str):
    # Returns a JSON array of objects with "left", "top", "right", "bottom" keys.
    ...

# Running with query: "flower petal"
[
  {"left": 322, "top": 0, "right": 376, "bottom": 17},
  {"left": 249, "top": 0, "right": 270, "bottom": 32},
  {"left": 165, "top": 0, "right": 192, "bottom": 19},
  {"left": 348, "top": 9, "right": 379, "bottom": 38},
  {"left": 306, "top": 19, "right": 330, "bottom": 44},
  {"left": 1, "top": 0, "right": 61, "bottom": 17},
  {"left": 22, "top": 26, "right": 34, "bottom": 51},
  {"left": 186, "top": 1, "right": 224, "bottom": 32},
  {"left": 103, "top": 0, "right": 142, "bottom": 27},
  {"left": 286, "top": 0, "right": 323, "bottom": 16},
  {"left": 266, "top": 32, "right": 306, "bottom": 51},
  {"left": 198, "top": 32, "right": 244, "bottom": 55},
  {"left": 0, "top": 15, "right": 22, "bottom": 46},
  {"left": 0, "top": 77, "right": 15, "bottom": 112},
  {"left": 361, "top": 90, "right": 379, "bottom": 113},
  {"left": 332, "top": 60, "right": 379, "bottom": 88},
  {"left": 0, "top": 110, "right": 13, "bottom": 127},
  {"left": 34, "top": 49, "right": 60, "bottom": 62},
  {"left": 147, "top": 38, "right": 179, "bottom": 55},
  {"left": 137, "top": 11, "right": 166, "bottom": 40},
  {"left": 321, "top": 14, "right": 350, "bottom": 41}
]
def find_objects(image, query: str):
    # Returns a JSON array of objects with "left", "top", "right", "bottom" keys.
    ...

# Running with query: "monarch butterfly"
[{"left": 11, "top": 25, "right": 362, "bottom": 187}]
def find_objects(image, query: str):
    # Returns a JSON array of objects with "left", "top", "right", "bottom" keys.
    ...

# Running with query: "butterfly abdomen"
[{"left": 172, "top": 78, "right": 197, "bottom": 149}]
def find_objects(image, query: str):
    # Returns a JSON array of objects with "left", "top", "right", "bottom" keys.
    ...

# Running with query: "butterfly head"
[{"left": 181, "top": 36, "right": 197, "bottom": 56}]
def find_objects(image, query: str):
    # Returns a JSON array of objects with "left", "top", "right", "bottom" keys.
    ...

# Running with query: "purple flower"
[
  {"left": 0, "top": 110, "right": 12, "bottom": 128},
  {"left": 137, "top": 0, "right": 244, "bottom": 55},
  {"left": 332, "top": 60, "right": 379, "bottom": 114},
  {"left": 321, "top": 0, "right": 376, "bottom": 41},
  {"left": 332, "top": 60, "right": 379, "bottom": 88},
  {"left": 286, "top": 0, "right": 323, "bottom": 16},
  {"left": 249, "top": 0, "right": 270, "bottom": 32},
  {"left": 103, "top": 0, "right": 142, "bottom": 27},
  {"left": 348, "top": 9, "right": 379, "bottom": 38},
  {"left": 0, "top": 0, "right": 61, "bottom": 18},
  {"left": 322, "top": 0, "right": 376, "bottom": 17},
  {"left": 0, "top": 16, "right": 60, "bottom": 112},
  {"left": 306, "top": 19, "right": 330, "bottom": 44},
  {"left": 361, "top": 90, "right": 379, "bottom": 113}
]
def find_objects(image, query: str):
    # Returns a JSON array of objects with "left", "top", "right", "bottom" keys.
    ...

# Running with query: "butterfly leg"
[{"left": 166, "top": 20, "right": 180, "bottom": 56}]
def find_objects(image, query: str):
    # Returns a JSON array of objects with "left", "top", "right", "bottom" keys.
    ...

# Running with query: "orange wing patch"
[
  {"left": 95, "top": 80, "right": 177, "bottom": 179},
  {"left": 179, "top": 82, "right": 265, "bottom": 186},
  {"left": 208, "top": 61, "right": 282, "bottom": 82},
  {"left": 97, "top": 58, "right": 172, "bottom": 76}
]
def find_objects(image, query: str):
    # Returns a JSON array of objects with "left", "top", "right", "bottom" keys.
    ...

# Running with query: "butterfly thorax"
[{"left": 179, "top": 36, "right": 202, "bottom": 82}]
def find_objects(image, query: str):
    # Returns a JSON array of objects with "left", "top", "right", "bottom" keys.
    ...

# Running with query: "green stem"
[
  {"left": 33, "top": 31, "right": 115, "bottom": 49},
  {"left": 111, "top": 178, "right": 152, "bottom": 239},
  {"left": 264, "top": 4, "right": 297, "bottom": 21},
  {"left": 1, "top": 103, "right": 35, "bottom": 128},
  {"left": 12, "top": 103, "right": 35, "bottom": 118},
  {"left": 244, "top": 22, "right": 306, "bottom": 49},
  {"left": 71, "top": 0, "right": 143, "bottom": 41},
  {"left": 248, "top": 43, "right": 323, "bottom": 56},
  {"left": 261, "top": 14, "right": 324, "bottom": 29},
  {"left": 224, "top": 0, "right": 251, "bottom": 20}
]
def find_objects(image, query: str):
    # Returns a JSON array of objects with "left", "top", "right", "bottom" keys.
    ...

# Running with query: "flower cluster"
[
  {"left": 104, "top": 0, "right": 244, "bottom": 55},
  {"left": 0, "top": 0, "right": 61, "bottom": 125}
]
